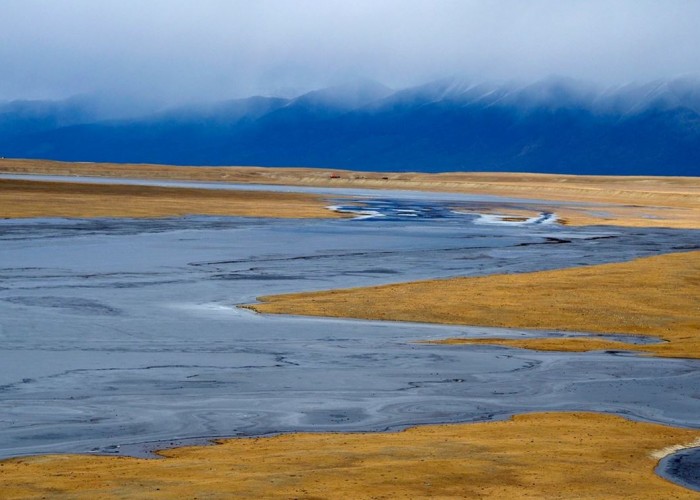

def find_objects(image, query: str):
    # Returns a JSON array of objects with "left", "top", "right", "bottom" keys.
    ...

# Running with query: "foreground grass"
[
  {"left": 0, "top": 179, "right": 339, "bottom": 219},
  {"left": 2, "top": 157, "right": 700, "bottom": 228},
  {"left": 249, "top": 251, "right": 700, "bottom": 359},
  {"left": 2, "top": 412, "right": 699, "bottom": 499}
]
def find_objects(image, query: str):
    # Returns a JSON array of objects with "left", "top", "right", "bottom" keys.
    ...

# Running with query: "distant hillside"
[{"left": 1, "top": 78, "right": 699, "bottom": 175}]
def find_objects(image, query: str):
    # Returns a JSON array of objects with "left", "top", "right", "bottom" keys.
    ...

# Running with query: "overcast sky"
[{"left": 2, "top": 0, "right": 700, "bottom": 105}]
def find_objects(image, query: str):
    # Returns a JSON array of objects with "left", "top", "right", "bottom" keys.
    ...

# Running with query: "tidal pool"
[
  {"left": 658, "top": 446, "right": 700, "bottom": 492},
  {"left": 1, "top": 190, "right": 699, "bottom": 460}
]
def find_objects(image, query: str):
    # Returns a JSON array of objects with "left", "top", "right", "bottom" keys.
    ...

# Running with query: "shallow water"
[
  {"left": 658, "top": 447, "right": 700, "bottom": 492},
  {"left": 1, "top": 191, "right": 700, "bottom": 459}
]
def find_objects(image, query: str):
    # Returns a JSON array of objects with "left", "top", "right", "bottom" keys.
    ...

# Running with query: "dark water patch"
[
  {"left": 301, "top": 408, "right": 370, "bottom": 425},
  {"left": 211, "top": 273, "right": 301, "bottom": 281},
  {"left": 189, "top": 249, "right": 398, "bottom": 267},
  {"left": 672, "top": 244, "right": 700, "bottom": 251},
  {"left": 603, "top": 350, "right": 641, "bottom": 357},
  {"left": 657, "top": 446, "right": 700, "bottom": 492},
  {"left": 404, "top": 378, "right": 467, "bottom": 389},
  {"left": 344, "top": 268, "right": 399, "bottom": 275},
  {"left": 586, "top": 235, "right": 617, "bottom": 241},
  {"left": 2, "top": 296, "right": 121, "bottom": 315},
  {"left": 515, "top": 237, "right": 572, "bottom": 247}
]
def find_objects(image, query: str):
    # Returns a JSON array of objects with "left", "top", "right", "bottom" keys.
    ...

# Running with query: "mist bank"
[{"left": 1, "top": 77, "right": 699, "bottom": 175}]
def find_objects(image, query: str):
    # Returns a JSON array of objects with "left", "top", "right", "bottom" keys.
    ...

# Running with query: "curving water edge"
[
  {"left": 1, "top": 185, "right": 699, "bottom": 482},
  {"left": 656, "top": 446, "right": 700, "bottom": 492}
]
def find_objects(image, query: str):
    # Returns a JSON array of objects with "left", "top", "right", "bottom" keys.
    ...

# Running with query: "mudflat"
[
  {"left": 249, "top": 250, "right": 700, "bottom": 359},
  {"left": 0, "top": 179, "right": 340, "bottom": 219},
  {"left": 2, "top": 157, "right": 700, "bottom": 227}
]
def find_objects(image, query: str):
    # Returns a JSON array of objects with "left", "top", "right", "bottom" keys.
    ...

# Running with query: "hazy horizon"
[{"left": 4, "top": 74, "right": 700, "bottom": 118}]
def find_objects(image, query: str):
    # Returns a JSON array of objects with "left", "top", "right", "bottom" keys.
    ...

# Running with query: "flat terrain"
[
  {"left": 3, "top": 157, "right": 700, "bottom": 227},
  {"left": 4, "top": 214, "right": 698, "bottom": 458},
  {"left": 3, "top": 159, "right": 699, "bottom": 497},
  {"left": 0, "top": 179, "right": 339, "bottom": 219},
  {"left": 2, "top": 412, "right": 699, "bottom": 499},
  {"left": 249, "top": 251, "right": 700, "bottom": 359}
]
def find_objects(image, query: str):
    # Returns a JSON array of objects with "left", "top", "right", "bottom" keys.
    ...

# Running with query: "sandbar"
[
  {"left": 0, "top": 178, "right": 340, "bottom": 219},
  {"left": 248, "top": 250, "right": 700, "bottom": 359}
]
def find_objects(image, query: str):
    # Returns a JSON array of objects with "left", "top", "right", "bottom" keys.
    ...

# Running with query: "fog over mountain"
[
  {"left": 2, "top": 2, "right": 699, "bottom": 174},
  {"left": 3, "top": 1, "right": 700, "bottom": 102},
  {"left": 1, "top": 77, "right": 699, "bottom": 175}
]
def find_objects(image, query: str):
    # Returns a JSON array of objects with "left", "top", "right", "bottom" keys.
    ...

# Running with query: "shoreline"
[
  {"left": 2, "top": 411, "right": 699, "bottom": 498},
  {"left": 3, "top": 159, "right": 700, "bottom": 496},
  {"left": 0, "top": 178, "right": 343, "bottom": 219},
  {"left": 248, "top": 250, "right": 700, "bottom": 359},
  {"left": 2, "top": 157, "right": 699, "bottom": 227}
]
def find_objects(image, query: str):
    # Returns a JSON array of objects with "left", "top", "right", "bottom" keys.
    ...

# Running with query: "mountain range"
[{"left": 1, "top": 77, "right": 699, "bottom": 175}]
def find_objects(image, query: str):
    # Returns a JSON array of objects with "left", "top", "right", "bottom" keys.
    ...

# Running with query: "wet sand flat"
[
  {"left": 2, "top": 412, "right": 699, "bottom": 499},
  {"left": 3, "top": 216, "right": 700, "bottom": 460},
  {"left": 249, "top": 250, "right": 700, "bottom": 359},
  {"left": 0, "top": 178, "right": 340, "bottom": 219},
  {"left": 2, "top": 157, "right": 699, "bottom": 228}
]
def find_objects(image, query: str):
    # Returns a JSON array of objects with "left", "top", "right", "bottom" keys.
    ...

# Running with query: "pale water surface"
[{"left": 1, "top": 186, "right": 699, "bottom": 463}]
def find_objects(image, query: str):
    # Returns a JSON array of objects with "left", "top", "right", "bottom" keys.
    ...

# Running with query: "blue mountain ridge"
[{"left": 1, "top": 77, "right": 699, "bottom": 175}]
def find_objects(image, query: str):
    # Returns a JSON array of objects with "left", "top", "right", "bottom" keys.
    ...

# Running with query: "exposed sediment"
[
  {"left": 0, "top": 178, "right": 341, "bottom": 219},
  {"left": 248, "top": 250, "right": 700, "bottom": 359}
]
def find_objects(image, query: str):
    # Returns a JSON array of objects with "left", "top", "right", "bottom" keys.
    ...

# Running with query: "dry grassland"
[
  {"left": 249, "top": 251, "right": 700, "bottom": 359},
  {"left": 2, "top": 158, "right": 699, "bottom": 228},
  {"left": 0, "top": 179, "right": 340, "bottom": 219},
  {"left": 2, "top": 412, "right": 699, "bottom": 499}
]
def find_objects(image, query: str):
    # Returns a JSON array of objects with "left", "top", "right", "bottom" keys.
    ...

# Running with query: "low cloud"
[{"left": 1, "top": 0, "right": 699, "bottom": 105}]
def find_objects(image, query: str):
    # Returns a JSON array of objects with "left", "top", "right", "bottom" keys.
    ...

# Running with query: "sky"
[{"left": 2, "top": 0, "right": 700, "bottom": 106}]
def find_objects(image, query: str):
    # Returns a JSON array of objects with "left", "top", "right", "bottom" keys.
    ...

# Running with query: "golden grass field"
[
  {"left": 2, "top": 157, "right": 699, "bottom": 227},
  {"left": 249, "top": 251, "right": 700, "bottom": 359},
  {"left": 2, "top": 412, "right": 699, "bottom": 499},
  {"left": 0, "top": 179, "right": 340, "bottom": 219}
]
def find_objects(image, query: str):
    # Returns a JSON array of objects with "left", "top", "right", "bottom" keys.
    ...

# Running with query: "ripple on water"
[{"left": 2, "top": 197, "right": 700, "bottom": 460}]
